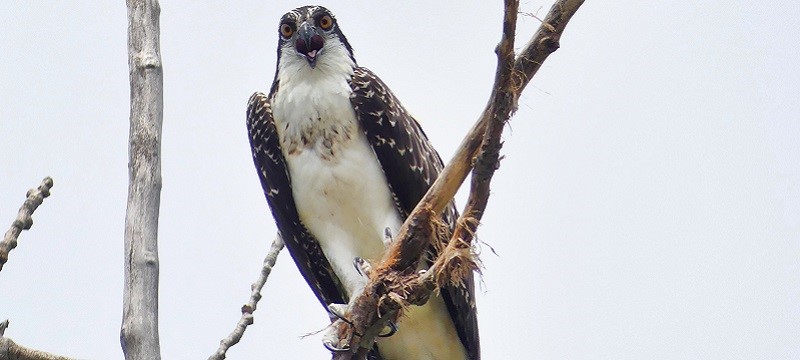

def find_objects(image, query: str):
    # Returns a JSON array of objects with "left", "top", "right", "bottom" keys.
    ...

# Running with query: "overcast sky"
[{"left": 1, "top": 1, "right": 798, "bottom": 359}]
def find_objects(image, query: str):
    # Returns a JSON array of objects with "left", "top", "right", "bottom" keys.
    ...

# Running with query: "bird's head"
[{"left": 276, "top": 6, "right": 355, "bottom": 73}]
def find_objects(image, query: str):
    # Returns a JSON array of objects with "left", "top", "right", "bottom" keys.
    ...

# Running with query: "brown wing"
[
  {"left": 246, "top": 91, "right": 348, "bottom": 309},
  {"left": 350, "top": 67, "right": 480, "bottom": 359}
]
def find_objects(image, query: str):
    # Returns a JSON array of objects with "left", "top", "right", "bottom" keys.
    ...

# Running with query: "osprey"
[{"left": 246, "top": 6, "right": 479, "bottom": 359}]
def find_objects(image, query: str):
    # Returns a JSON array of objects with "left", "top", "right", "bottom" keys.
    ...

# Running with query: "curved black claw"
[
  {"left": 384, "top": 227, "right": 394, "bottom": 246},
  {"left": 353, "top": 257, "right": 365, "bottom": 276},
  {"left": 378, "top": 320, "right": 398, "bottom": 337},
  {"left": 323, "top": 340, "right": 351, "bottom": 353},
  {"left": 354, "top": 256, "right": 374, "bottom": 278},
  {"left": 327, "top": 304, "right": 354, "bottom": 325}
]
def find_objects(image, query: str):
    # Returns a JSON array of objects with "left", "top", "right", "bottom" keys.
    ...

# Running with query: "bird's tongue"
[{"left": 296, "top": 34, "right": 323, "bottom": 65}]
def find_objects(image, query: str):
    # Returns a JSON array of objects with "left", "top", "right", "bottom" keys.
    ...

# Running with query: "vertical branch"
[
  {"left": 121, "top": 1, "right": 163, "bottom": 359},
  {"left": 450, "top": 0, "right": 586, "bottom": 248},
  {"left": 444, "top": 0, "right": 521, "bottom": 259}
]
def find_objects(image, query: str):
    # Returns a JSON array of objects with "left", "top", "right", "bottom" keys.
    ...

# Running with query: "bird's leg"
[
  {"left": 323, "top": 302, "right": 354, "bottom": 352},
  {"left": 353, "top": 256, "right": 398, "bottom": 338},
  {"left": 322, "top": 256, "right": 374, "bottom": 352},
  {"left": 327, "top": 303, "right": 353, "bottom": 324},
  {"left": 323, "top": 255, "right": 398, "bottom": 354}
]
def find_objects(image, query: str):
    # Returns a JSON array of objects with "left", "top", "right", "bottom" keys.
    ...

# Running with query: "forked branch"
[{"left": 332, "top": 1, "right": 586, "bottom": 358}]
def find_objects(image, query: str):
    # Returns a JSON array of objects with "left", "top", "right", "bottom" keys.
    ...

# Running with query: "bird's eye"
[
  {"left": 280, "top": 23, "right": 294, "bottom": 38},
  {"left": 318, "top": 15, "right": 333, "bottom": 30}
]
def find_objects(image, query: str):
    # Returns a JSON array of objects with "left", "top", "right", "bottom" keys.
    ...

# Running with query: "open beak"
[{"left": 295, "top": 22, "right": 324, "bottom": 69}]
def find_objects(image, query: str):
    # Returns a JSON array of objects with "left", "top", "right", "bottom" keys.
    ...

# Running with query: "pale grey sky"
[{"left": 1, "top": 1, "right": 798, "bottom": 359}]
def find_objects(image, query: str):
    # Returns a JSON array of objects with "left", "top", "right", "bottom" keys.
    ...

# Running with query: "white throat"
[
  {"left": 272, "top": 39, "right": 356, "bottom": 158},
  {"left": 270, "top": 35, "right": 398, "bottom": 297},
  {"left": 276, "top": 37, "right": 355, "bottom": 87}
]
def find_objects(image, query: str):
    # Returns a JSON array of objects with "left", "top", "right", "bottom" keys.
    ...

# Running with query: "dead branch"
[
  {"left": 208, "top": 235, "right": 285, "bottom": 360},
  {"left": 0, "top": 320, "right": 77, "bottom": 360},
  {"left": 0, "top": 177, "right": 53, "bottom": 273},
  {"left": 332, "top": 0, "right": 586, "bottom": 358},
  {"left": 121, "top": 1, "right": 164, "bottom": 359}
]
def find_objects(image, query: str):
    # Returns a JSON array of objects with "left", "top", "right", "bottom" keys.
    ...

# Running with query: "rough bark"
[
  {"left": 332, "top": 1, "right": 587, "bottom": 358},
  {"left": 121, "top": 1, "right": 163, "bottom": 360}
]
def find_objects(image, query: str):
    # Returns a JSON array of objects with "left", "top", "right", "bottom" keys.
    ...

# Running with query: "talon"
[
  {"left": 384, "top": 227, "right": 393, "bottom": 245},
  {"left": 353, "top": 257, "right": 366, "bottom": 276},
  {"left": 378, "top": 321, "right": 398, "bottom": 337},
  {"left": 327, "top": 303, "right": 352, "bottom": 324},
  {"left": 418, "top": 263, "right": 437, "bottom": 277},
  {"left": 323, "top": 340, "right": 350, "bottom": 353},
  {"left": 354, "top": 257, "right": 373, "bottom": 278}
]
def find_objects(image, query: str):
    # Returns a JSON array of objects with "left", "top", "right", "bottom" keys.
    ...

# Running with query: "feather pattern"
[
  {"left": 350, "top": 67, "right": 480, "bottom": 360},
  {"left": 246, "top": 5, "right": 479, "bottom": 359},
  {"left": 246, "top": 92, "right": 347, "bottom": 308}
]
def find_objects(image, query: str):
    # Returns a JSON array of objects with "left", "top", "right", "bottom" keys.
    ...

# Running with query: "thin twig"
[
  {"left": 208, "top": 235, "right": 284, "bottom": 360},
  {"left": 0, "top": 177, "right": 53, "bottom": 273}
]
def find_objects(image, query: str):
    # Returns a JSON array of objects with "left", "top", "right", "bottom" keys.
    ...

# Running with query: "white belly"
[
  {"left": 285, "top": 134, "right": 467, "bottom": 360},
  {"left": 273, "top": 68, "right": 466, "bottom": 359},
  {"left": 285, "top": 132, "right": 401, "bottom": 295}
]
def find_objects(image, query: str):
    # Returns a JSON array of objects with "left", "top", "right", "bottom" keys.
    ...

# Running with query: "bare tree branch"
[
  {"left": 437, "top": 0, "right": 587, "bottom": 286},
  {"left": 332, "top": 0, "right": 586, "bottom": 358},
  {"left": 0, "top": 177, "right": 53, "bottom": 273},
  {"left": 208, "top": 235, "right": 285, "bottom": 360},
  {"left": 0, "top": 320, "right": 77, "bottom": 360},
  {"left": 121, "top": 1, "right": 163, "bottom": 359}
]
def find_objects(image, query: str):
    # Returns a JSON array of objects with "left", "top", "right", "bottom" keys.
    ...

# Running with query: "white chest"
[
  {"left": 272, "top": 76, "right": 402, "bottom": 296},
  {"left": 271, "top": 66, "right": 467, "bottom": 360}
]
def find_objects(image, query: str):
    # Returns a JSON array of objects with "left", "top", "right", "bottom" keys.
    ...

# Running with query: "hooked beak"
[{"left": 295, "top": 22, "right": 324, "bottom": 69}]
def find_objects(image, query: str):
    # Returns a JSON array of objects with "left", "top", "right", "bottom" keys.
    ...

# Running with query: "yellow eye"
[
  {"left": 280, "top": 23, "right": 294, "bottom": 38},
  {"left": 319, "top": 15, "right": 333, "bottom": 30}
]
